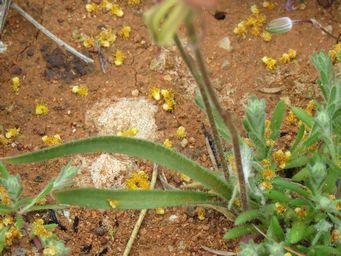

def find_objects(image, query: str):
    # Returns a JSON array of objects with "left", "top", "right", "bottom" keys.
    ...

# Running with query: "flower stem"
[
  {"left": 185, "top": 22, "right": 248, "bottom": 211},
  {"left": 173, "top": 34, "right": 229, "bottom": 181}
]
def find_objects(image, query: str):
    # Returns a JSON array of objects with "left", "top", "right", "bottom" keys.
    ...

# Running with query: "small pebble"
[
  {"left": 95, "top": 226, "right": 106, "bottom": 236},
  {"left": 168, "top": 214, "right": 178, "bottom": 222},
  {"left": 180, "top": 138, "right": 188, "bottom": 148},
  {"left": 218, "top": 37, "right": 232, "bottom": 52},
  {"left": 131, "top": 89, "right": 139, "bottom": 97}
]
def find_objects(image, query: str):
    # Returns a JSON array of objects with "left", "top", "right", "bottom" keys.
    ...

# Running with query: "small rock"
[
  {"left": 12, "top": 248, "right": 26, "bottom": 256},
  {"left": 218, "top": 37, "right": 232, "bottom": 52},
  {"left": 26, "top": 47, "right": 34, "bottom": 57},
  {"left": 180, "top": 138, "right": 188, "bottom": 148},
  {"left": 221, "top": 59, "right": 230, "bottom": 70},
  {"left": 131, "top": 89, "right": 139, "bottom": 97},
  {"left": 0, "top": 41, "right": 7, "bottom": 53},
  {"left": 169, "top": 214, "right": 178, "bottom": 222},
  {"left": 325, "top": 25, "right": 333, "bottom": 34},
  {"left": 95, "top": 226, "right": 106, "bottom": 236}
]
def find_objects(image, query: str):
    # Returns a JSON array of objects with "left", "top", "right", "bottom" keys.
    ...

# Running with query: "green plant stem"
[
  {"left": 185, "top": 22, "right": 248, "bottom": 211},
  {"left": 123, "top": 164, "right": 158, "bottom": 256},
  {"left": 173, "top": 34, "right": 229, "bottom": 181}
]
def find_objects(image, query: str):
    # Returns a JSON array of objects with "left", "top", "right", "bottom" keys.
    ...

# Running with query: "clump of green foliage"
[
  {"left": 0, "top": 162, "right": 78, "bottom": 255},
  {"left": 0, "top": 0, "right": 340, "bottom": 255}
]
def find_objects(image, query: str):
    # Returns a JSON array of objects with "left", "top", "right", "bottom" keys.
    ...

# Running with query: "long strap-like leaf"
[
  {"left": 1, "top": 136, "right": 231, "bottom": 199},
  {"left": 55, "top": 189, "right": 222, "bottom": 209}
]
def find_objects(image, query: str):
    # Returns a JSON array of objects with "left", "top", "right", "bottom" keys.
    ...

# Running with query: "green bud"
[{"left": 266, "top": 17, "right": 293, "bottom": 34}]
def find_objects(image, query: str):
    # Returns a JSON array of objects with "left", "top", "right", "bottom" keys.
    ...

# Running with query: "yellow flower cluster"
[
  {"left": 196, "top": 207, "right": 206, "bottom": 220},
  {"left": 260, "top": 181, "right": 273, "bottom": 190},
  {"left": 280, "top": 49, "right": 297, "bottom": 63},
  {"left": 72, "top": 85, "right": 89, "bottom": 96},
  {"left": 0, "top": 186, "right": 11, "bottom": 205},
  {"left": 272, "top": 149, "right": 291, "bottom": 169},
  {"left": 275, "top": 202, "right": 286, "bottom": 215},
  {"left": 180, "top": 173, "right": 191, "bottom": 182},
  {"left": 262, "top": 169, "right": 276, "bottom": 180},
  {"left": 0, "top": 135, "right": 9, "bottom": 145},
  {"left": 31, "top": 219, "right": 52, "bottom": 237},
  {"left": 5, "top": 226, "right": 21, "bottom": 246},
  {"left": 149, "top": 87, "right": 176, "bottom": 112},
  {"left": 263, "top": 1, "right": 276, "bottom": 9},
  {"left": 125, "top": 170, "right": 150, "bottom": 190},
  {"left": 155, "top": 208, "right": 165, "bottom": 215},
  {"left": 328, "top": 43, "right": 341, "bottom": 62},
  {"left": 331, "top": 229, "right": 340, "bottom": 242},
  {"left": 120, "top": 25, "right": 131, "bottom": 39},
  {"left": 163, "top": 138, "right": 173, "bottom": 148},
  {"left": 233, "top": 4, "right": 267, "bottom": 39},
  {"left": 5, "top": 128, "right": 20, "bottom": 139},
  {"left": 287, "top": 110, "right": 298, "bottom": 125},
  {"left": 176, "top": 126, "right": 186, "bottom": 138},
  {"left": 97, "top": 28, "right": 117, "bottom": 48},
  {"left": 12, "top": 76, "right": 20, "bottom": 92},
  {"left": 36, "top": 104, "right": 49, "bottom": 115},
  {"left": 262, "top": 56, "right": 277, "bottom": 71},
  {"left": 85, "top": 1, "right": 124, "bottom": 17},
  {"left": 117, "top": 127, "right": 138, "bottom": 137},
  {"left": 83, "top": 37, "right": 95, "bottom": 48},
  {"left": 42, "top": 135, "right": 63, "bottom": 146},
  {"left": 114, "top": 50, "right": 125, "bottom": 66},
  {"left": 305, "top": 100, "right": 316, "bottom": 116}
]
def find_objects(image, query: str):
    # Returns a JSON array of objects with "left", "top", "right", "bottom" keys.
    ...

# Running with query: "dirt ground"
[{"left": 0, "top": 0, "right": 340, "bottom": 255}]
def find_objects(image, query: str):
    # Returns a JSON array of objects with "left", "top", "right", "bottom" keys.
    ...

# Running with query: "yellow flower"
[
  {"left": 0, "top": 186, "right": 11, "bottom": 205},
  {"left": 331, "top": 229, "right": 340, "bottom": 242},
  {"left": 117, "top": 128, "right": 138, "bottom": 137},
  {"left": 287, "top": 110, "right": 298, "bottom": 125},
  {"left": 43, "top": 246, "right": 57, "bottom": 256},
  {"left": 114, "top": 50, "right": 125, "bottom": 66},
  {"left": 196, "top": 207, "right": 206, "bottom": 220},
  {"left": 260, "top": 181, "right": 273, "bottom": 190},
  {"left": 150, "top": 87, "right": 161, "bottom": 100},
  {"left": 32, "top": 219, "right": 52, "bottom": 237},
  {"left": 0, "top": 135, "right": 10, "bottom": 145},
  {"left": 72, "top": 85, "right": 88, "bottom": 96},
  {"left": 251, "top": 26, "right": 261, "bottom": 36},
  {"left": 288, "top": 49, "right": 297, "bottom": 59},
  {"left": 180, "top": 173, "right": 191, "bottom": 183},
  {"left": 233, "top": 198, "right": 241, "bottom": 207},
  {"left": 261, "top": 31, "right": 271, "bottom": 42},
  {"left": 280, "top": 53, "right": 291, "bottom": 63},
  {"left": 85, "top": 3, "right": 99, "bottom": 13},
  {"left": 233, "top": 21, "right": 247, "bottom": 37},
  {"left": 5, "top": 128, "right": 20, "bottom": 139},
  {"left": 161, "top": 89, "right": 174, "bottom": 100},
  {"left": 163, "top": 139, "right": 173, "bottom": 149},
  {"left": 254, "top": 14, "right": 266, "bottom": 26},
  {"left": 176, "top": 126, "right": 186, "bottom": 138},
  {"left": 262, "top": 56, "right": 277, "bottom": 70},
  {"left": 329, "top": 49, "right": 337, "bottom": 61},
  {"left": 125, "top": 170, "right": 150, "bottom": 190},
  {"left": 155, "top": 208, "right": 165, "bottom": 215},
  {"left": 108, "top": 199, "right": 120, "bottom": 208},
  {"left": 305, "top": 100, "right": 316, "bottom": 116},
  {"left": 83, "top": 37, "right": 94, "bottom": 48},
  {"left": 97, "top": 29, "right": 116, "bottom": 48},
  {"left": 328, "top": 194, "right": 336, "bottom": 200},
  {"left": 100, "top": 0, "right": 113, "bottom": 11},
  {"left": 263, "top": 1, "right": 276, "bottom": 9},
  {"left": 250, "top": 4, "right": 260, "bottom": 14},
  {"left": 111, "top": 4, "right": 124, "bottom": 17},
  {"left": 294, "top": 207, "right": 307, "bottom": 218},
  {"left": 162, "top": 99, "right": 175, "bottom": 112},
  {"left": 336, "top": 201, "right": 341, "bottom": 210},
  {"left": 42, "top": 135, "right": 62, "bottom": 146},
  {"left": 12, "top": 76, "right": 20, "bottom": 92},
  {"left": 334, "top": 43, "right": 341, "bottom": 52},
  {"left": 5, "top": 226, "right": 21, "bottom": 246},
  {"left": 262, "top": 159, "right": 270, "bottom": 168},
  {"left": 244, "top": 138, "right": 254, "bottom": 148},
  {"left": 262, "top": 169, "right": 276, "bottom": 180},
  {"left": 2, "top": 216, "right": 14, "bottom": 226},
  {"left": 35, "top": 104, "right": 49, "bottom": 115},
  {"left": 128, "top": 0, "right": 141, "bottom": 6},
  {"left": 266, "top": 139, "right": 275, "bottom": 147},
  {"left": 275, "top": 202, "right": 286, "bottom": 215},
  {"left": 272, "top": 150, "right": 291, "bottom": 169},
  {"left": 120, "top": 25, "right": 131, "bottom": 39}
]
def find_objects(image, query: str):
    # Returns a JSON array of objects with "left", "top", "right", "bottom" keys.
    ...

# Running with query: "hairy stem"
[
  {"left": 173, "top": 34, "right": 229, "bottom": 181},
  {"left": 186, "top": 22, "right": 248, "bottom": 211}
]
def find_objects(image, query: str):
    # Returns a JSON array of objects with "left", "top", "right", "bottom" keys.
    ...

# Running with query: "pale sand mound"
[{"left": 75, "top": 97, "right": 158, "bottom": 188}]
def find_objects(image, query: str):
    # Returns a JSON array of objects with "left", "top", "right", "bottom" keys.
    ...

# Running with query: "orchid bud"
[{"left": 266, "top": 17, "right": 293, "bottom": 34}]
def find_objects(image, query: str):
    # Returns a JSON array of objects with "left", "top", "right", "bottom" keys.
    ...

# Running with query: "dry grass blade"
[
  {"left": 0, "top": 0, "right": 11, "bottom": 35},
  {"left": 201, "top": 245, "right": 237, "bottom": 255}
]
